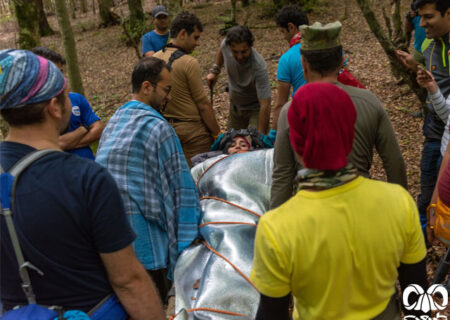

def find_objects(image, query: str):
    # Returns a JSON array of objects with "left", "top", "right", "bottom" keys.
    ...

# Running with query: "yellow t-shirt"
[
  {"left": 250, "top": 177, "right": 426, "bottom": 320},
  {"left": 153, "top": 48, "right": 208, "bottom": 121}
]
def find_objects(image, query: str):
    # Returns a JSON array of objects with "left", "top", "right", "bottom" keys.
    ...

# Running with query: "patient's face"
[{"left": 227, "top": 136, "right": 250, "bottom": 154}]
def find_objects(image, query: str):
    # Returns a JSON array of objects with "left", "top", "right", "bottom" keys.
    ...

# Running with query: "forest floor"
[{"left": 0, "top": 0, "right": 448, "bottom": 315}]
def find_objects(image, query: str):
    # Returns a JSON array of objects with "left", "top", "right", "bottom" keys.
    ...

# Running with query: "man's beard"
[{"left": 152, "top": 98, "right": 168, "bottom": 114}]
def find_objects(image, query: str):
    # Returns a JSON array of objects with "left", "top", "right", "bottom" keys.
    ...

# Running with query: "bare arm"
[
  {"left": 198, "top": 98, "right": 220, "bottom": 137},
  {"left": 206, "top": 48, "right": 224, "bottom": 88},
  {"left": 144, "top": 51, "right": 155, "bottom": 58},
  {"left": 100, "top": 245, "right": 165, "bottom": 320},
  {"left": 59, "top": 126, "right": 88, "bottom": 150},
  {"left": 258, "top": 98, "right": 271, "bottom": 134},
  {"left": 75, "top": 120, "right": 104, "bottom": 148},
  {"left": 273, "top": 81, "right": 290, "bottom": 131}
]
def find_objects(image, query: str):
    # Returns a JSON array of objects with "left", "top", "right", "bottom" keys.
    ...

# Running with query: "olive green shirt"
[{"left": 270, "top": 82, "right": 407, "bottom": 209}]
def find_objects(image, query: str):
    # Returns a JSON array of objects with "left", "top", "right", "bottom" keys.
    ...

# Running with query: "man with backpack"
[
  {"left": 0, "top": 49, "right": 165, "bottom": 319},
  {"left": 154, "top": 11, "right": 221, "bottom": 167}
]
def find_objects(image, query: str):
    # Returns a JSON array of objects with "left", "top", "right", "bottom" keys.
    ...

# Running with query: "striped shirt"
[
  {"left": 96, "top": 100, "right": 201, "bottom": 278},
  {"left": 429, "top": 89, "right": 450, "bottom": 155}
]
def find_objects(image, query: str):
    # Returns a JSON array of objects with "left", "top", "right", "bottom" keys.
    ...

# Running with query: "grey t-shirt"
[
  {"left": 270, "top": 82, "right": 407, "bottom": 210},
  {"left": 221, "top": 40, "right": 271, "bottom": 110}
]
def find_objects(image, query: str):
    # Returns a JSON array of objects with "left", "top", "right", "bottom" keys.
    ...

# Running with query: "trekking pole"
[
  {"left": 433, "top": 246, "right": 450, "bottom": 287},
  {"left": 209, "top": 82, "right": 214, "bottom": 106}
]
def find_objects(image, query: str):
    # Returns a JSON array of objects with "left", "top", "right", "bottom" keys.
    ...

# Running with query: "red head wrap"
[{"left": 287, "top": 83, "right": 356, "bottom": 171}]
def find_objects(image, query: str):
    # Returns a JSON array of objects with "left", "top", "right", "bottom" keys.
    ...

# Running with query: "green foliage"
[{"left": 0, "top": 14, "right": 13, "bottom": 23}]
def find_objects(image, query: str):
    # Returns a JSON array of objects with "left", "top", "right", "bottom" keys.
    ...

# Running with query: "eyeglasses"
[{"left": 150, "top": 82, "right": 171, "bottom": 95}]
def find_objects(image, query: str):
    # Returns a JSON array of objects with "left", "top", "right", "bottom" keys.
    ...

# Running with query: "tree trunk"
[
  {"left": 68, "top": 0, "right": 76, "bottom": 19},
  {"left": 36, "top": 0, "right": 54, "bottom": 36},
  {"left": 14, "top": 0, "right": 40, "bottom": 49},
  {"left": 43, "top": 0, "right": 55, "bottom": 15},
  {"left": 97, "top": 0, "right": 118, "bottom": 26},
  {"left": 54, "top": 0, "right": 85, "bottom": 95},
  {"left": 127, "top": 0, "right": 144, "bottom": 42},
  {"left": 80, "top": 0, "right": 87, "bottom": 13},
  {"left": 355, "top": 0, "right": 426, "bottom": 104},
  {"left": 231, "top": 0, "right": 236, "bottom": 24}
]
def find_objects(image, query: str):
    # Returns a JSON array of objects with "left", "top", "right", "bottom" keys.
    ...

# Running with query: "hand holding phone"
[{"left": 417, "top": 65, "right": 438, "bottom": 94}]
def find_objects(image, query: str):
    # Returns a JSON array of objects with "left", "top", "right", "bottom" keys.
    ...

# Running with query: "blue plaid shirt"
[{"left": 96, "top": 100, "right": 201, "bottom": 278}]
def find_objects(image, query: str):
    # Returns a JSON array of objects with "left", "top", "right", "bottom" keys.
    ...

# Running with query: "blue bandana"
[{"left": 0, "top": 49, "right": 66, "bottom": 110}]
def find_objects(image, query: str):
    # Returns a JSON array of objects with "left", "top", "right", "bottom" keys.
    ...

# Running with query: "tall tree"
[
  {"left": 37, "top": 0, "right": 54, "bottom": 36},
  {"left": 14, "top": 0, "right": 40, "bottom": 49},
  {"left": 97, "top": 0, "right": 119, "bottom": 26},
  {"left": 231, "top": 0, "right": 236, "bottom": 24},
  {"left": 80, "top": 0, "right": 87, "bottom": 13},
  {"left": 54, "top": 0, "right": 85, "bottom": 95},
  {"left": 43, "top": 0, "right": 55, "bottom": 15},
  {"left": 68, "top": 0, "right": 76, "bottom": 19},
  {"left": 127, "top": 0, "right": 144, "bottom": 32},
  {"left": 124, "top": 0, "right": 145, "bottom": 48},
  {"left": 355, "top": 0, "right": 426, "bottom": 104}
]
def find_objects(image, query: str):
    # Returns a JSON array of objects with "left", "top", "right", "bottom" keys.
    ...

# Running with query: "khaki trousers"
[
  {"left": 170, "top": 120, "right": 213, "bottom": 167},
  {"left": 227, "top": 102, "right": 260, "bottom": 130},
  {"left": 372, "top": 295, "right": 401, "bottom": 320}
]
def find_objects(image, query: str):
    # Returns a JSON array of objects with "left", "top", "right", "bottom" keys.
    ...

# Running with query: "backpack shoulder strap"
[
  {"left": 167, "top": 49, "right": 185, "bottom": 68},
  {"left": 0, "top": 148, "right": 60, "bottom": 304},
  {"left": 8, "top": 149, "right": 60, "bottom": 209}
]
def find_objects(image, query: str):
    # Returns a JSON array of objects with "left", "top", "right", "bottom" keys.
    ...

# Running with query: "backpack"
[
  {"left": 162, "top": 44, "right": 186, "bottom": 68},
  {"left": 0, "top": 149, "right": 89, "bottom": 320},
  {"left": 428, "top": 198, "right": 450, "bottom": 247}
]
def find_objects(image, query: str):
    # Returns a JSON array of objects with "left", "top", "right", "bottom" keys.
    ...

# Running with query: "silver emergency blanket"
[{"left": 174, "top": 149, "right": 274, "bottom": 320}]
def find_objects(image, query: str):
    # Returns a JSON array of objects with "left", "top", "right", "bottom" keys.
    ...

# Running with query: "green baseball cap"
[{"left": 300, "top": 21, "right": 342, "bottom": 51}]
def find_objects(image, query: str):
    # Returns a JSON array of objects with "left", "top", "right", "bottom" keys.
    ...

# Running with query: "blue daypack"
[{"left": 0, "top": 150, "right": 90, "bottom": 320}]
